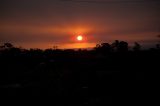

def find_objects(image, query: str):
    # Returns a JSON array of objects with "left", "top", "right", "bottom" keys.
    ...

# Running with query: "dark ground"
[{"left": 0, "top": 47, "right": 159, "bottom": 104}]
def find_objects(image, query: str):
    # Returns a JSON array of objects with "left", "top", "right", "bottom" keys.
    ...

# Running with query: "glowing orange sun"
[{"left": 77, "top": 35, "right": 83, "bottom": 41}]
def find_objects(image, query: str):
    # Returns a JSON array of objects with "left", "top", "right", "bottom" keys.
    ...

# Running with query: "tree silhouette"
[
  {"left": 0, "top": 40, "right": 160, "bottom": 99},
  {"left": 95, "top": 40, "right": 129, "bottom": 53},
  {"left": 111, "top": 40, "right": 119, "bottom": 51},
  {"left": 156, "top": 44, "right": 160, "bottom": 49},
  {"left": 133, "top": 42, "right": 141, "bottom": 51},
  {"left": 111, "top": 40, "right": 128, "bottom": 52},
  {"left": 0, "top": 43, "right": 14, "bottom": 49},
  {"left": 94, "top": 43, "right": 112, "bottom": 54},
  {"left": 117, "top": 41, "right": 128, "bottom": 52},
  {"left": 156, "top": 35, "right": 160, "bottom": 49},
  {"left": 53, "top": 45, "right": 58, "bottom": 50}
]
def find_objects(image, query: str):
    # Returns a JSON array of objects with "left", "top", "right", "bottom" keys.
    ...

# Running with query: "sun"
[{"left": 77, "top": 35, "right": 83, "bottom": 41}]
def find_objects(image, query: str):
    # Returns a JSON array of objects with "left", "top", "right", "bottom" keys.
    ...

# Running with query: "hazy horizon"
[{"left": 1, "top": 0, "right": 160, "bottom": 49}]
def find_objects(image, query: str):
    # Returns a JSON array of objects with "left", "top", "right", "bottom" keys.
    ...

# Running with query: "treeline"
[
  {"left": 0, "top": 40, "right": 160, "bottom": 55},
  {"left": 0, "top": 40, "right": 159, "bottom": 102}
]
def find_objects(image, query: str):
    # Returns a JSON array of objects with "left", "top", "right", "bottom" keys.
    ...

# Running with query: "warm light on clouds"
[
  {"left": 0, "top": 0, "right": 160, "bottom": 49},
  {"left": 61, "top": 43, "right": 95, "bottom": 49},
  {"left": 0, "top": 24, "right": 92, "bottom": 36}
]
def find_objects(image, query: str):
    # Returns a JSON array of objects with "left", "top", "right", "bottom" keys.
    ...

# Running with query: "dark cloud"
[{"left": 60, "top": 0, "right": 160, "bottom": 4}]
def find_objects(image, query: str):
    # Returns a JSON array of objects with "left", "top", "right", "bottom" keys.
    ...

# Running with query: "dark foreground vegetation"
[{"left": 0, "top": 40, "right": 160, "bottom": 104}]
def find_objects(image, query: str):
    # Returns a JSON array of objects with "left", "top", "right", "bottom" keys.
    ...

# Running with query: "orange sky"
[{"left": 0, "top": 0, "right": 160, "bottom": 49}]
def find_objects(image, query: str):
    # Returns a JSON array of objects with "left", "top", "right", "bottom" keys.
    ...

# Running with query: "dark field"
[{"left": 0, "top": 42, "right": 159, "bottom": 104}]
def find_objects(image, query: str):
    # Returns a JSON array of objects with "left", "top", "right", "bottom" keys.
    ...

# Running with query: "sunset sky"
[{"left": 0, "top": 0, "right": 160, "bottom": 49}]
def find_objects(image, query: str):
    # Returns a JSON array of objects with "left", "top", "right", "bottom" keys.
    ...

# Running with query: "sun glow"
[{"left": 77, "top": 35, "right": 83, "bottom": 41}]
